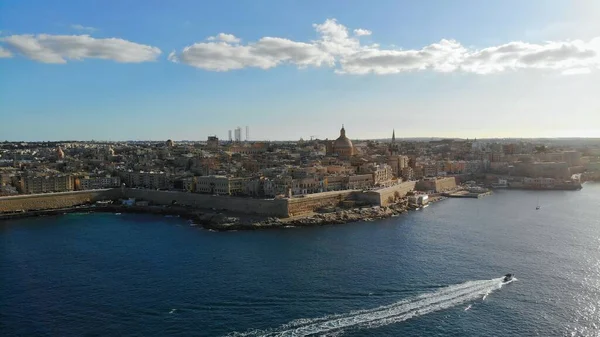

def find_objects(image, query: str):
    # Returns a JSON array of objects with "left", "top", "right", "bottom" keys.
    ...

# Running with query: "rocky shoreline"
[
  {"left": 0, "top": 197, "right": 443, "bottom": 231},
  {"left": 198, "top": 205, "right": 407, "bottom": 231},
  {"left": 200, "top": 199, "right": 435, "bottom": 231}
]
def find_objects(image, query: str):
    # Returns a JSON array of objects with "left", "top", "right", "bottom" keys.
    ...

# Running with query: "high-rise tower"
[{"left": 234, "top": 127, "right": 242, "bottom": 142}]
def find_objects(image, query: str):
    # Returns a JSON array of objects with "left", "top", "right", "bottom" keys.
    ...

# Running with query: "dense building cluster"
[{"left": 1, "top": 127, "right": 599, "bottom": 197}]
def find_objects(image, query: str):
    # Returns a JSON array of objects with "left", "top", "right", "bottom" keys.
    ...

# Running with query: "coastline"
[{"left": 0, "top": 196, "right": 445, "bottom": 231}]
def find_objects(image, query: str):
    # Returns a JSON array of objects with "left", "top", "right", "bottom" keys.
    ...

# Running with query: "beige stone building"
[
  {"left": 326, "top": 165, "right": 355, "bottom": 175},
  {"left": 371, "top": 164, "right": 394, "bottom": 186},
  {"left": 357, "top": 163, "right": 393, "bottom": 186},
  {"left": 347, "top": 174, "right": 373, "bottom": 189},
  {"left": 78, "top": 176, "right": 121, "bottom": 190},
  {"left": 21, "top": 175, "right": 74, "bottom": 194},
  {"left": 423, "top": 163, "right": 438, "bottom": 177},
  {"left": 291, "top": 177, "right": 326, "bottom": 196},
  {"left": 182, "top": 177, "right": 195, "bottom": 192},
  {"left": 401, "top": 166, "right": 414, "bottom": 180},
  {"left": 325, "top": 175, "right": 346, "bottom": 191},
  {"left": 228, "top": 143, "right": 267, "bottom": 155},
  {"left": 195, "top": 175, "right": 248, "bottom": 195},
  {"left": 388, "top": 155, "right": 409, "bottom": 177},
  {"left": 124, "top": 171, "right": 170, "bottom": 190}
]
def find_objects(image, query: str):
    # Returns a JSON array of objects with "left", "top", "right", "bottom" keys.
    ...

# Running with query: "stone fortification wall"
[
  {"left": 287, "top": 190, "right": 356, "bottom": 217},
  {"left": 123, "top": 189, "right": 289, "bottom": 217},
  {"left": 0, "top": 186, "right": 417, "bottom": 218},
  {"left": 416, "top": 177, "right": 457, "bottom": 193},
  {"left": 357, "top": 181, "right": 416, "bottom": 206},
  {"left": 435, "top": 177, "right": 457, "bottom": 192},
  {"left": 0, "top": 189, "right": 122, "bottom": 213}
]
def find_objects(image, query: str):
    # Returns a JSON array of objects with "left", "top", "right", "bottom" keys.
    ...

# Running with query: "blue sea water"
[{"left": 1, "top": 183, "right": 600, "bottom": 337}]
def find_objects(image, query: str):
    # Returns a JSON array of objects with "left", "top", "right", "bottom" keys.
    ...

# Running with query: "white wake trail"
[
  {"left": 279, "top": 278, "right": 499, "bottom": 329},
  {"left": 227, "top": 277, "right": 508, "bottom": 337}
]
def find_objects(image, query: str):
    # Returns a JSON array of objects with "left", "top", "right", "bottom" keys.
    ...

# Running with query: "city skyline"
[{"left": 1, "top": 0, "right": 599, "bottom": 141}]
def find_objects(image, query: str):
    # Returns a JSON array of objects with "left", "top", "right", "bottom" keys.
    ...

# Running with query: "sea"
[{"left": 1, "top": 183, "right": 599, "bottom": 337}]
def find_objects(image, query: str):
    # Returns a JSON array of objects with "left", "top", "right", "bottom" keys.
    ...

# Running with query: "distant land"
[{"left": 2, "top": 138, "right": 600, "bottom": 148}]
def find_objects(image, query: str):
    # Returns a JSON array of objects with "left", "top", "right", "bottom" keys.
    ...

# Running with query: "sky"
[{"left": 1, "top": 0, "right": 599, "bottom": 141}]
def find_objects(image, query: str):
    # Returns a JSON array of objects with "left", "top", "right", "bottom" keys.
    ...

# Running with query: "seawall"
[
  {"left": 122, "top": 189, "right": 289, "bottom": 217},
  {"left": 0, "top": 184, "right": 418, "bottom": 219},
  {"left": 356, "top": 182, "right": 417, "bottom": 206},
  {"left": 287, "top": 190, "right": 357, "bottom": 217},
  {"left": 0, "top": 189, "right": 122, "bottom": 213}
]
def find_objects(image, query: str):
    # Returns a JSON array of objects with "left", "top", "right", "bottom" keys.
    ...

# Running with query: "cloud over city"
[
  {"left": 0, "top": 34, "right": 161, "bottom": 63},
  {"left": 1, "top": 19, "right": 598, "bottom": 74},
  {"left": 171, "top": 18, "right": 600, "bottom": 75}
]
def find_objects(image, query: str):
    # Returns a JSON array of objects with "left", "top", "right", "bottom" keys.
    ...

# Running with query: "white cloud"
[
  {"left": 172, "top": 18, "right": 600, "bottom": 75},
  {"left": 167, "top": 50, "right": 178, "bottom": 63},
  {"left": 0, "top": 46, "right": 12, "bottom": 58},
  {"left": 206, "top": 33, "right": 241, "bottom": 44},
  {"left": 313, "top": 19, "right": 360, "bottom": 57},
  {"left": 176, "top": 37, "right": 333, "bottom": 71},
  {"left": 353, "top": 29, "right": 372, "bottom": 37},
  {"left": 1, "top": 34, "right": 161, "bottom": 63},
  {"left": 339, "top": 39, "right": 469, "bottom": 74},
  {"left": 457, "top": 40, "right": 599, "bottom": 74},
  {"left": 71, "top": 24, "right": 97, "bottom": 32}
]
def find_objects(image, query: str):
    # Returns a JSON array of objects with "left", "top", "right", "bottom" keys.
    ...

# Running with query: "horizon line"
[{"left": 3, "top": 137, "right": 600, "bottom": 143}]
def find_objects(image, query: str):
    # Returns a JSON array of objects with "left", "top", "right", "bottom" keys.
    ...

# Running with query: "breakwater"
[{"left": 443, "top": 191, "right": 493, "bottom": 198}]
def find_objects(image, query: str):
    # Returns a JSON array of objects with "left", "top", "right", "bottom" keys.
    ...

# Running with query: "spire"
[
  {"left": 392, "top": 129, "right": 396, "bottom": 143},
  {"left": 340, "top": 124, "right": 346, "bottom": 138}
]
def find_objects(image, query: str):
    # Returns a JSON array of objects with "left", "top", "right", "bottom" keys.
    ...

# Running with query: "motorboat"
[{"left": 502, "top": 274, "right": 514, "bottom": 283}]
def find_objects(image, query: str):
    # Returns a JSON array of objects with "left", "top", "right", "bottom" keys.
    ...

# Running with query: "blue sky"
[{"left": 1, "top": 0, "right": 599, "bottom": 141}]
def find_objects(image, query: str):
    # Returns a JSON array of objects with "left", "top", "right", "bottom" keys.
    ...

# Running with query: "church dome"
[
  {"left": 332, "top": 125, "right": 354, "bottom": 158},
  {"left": 56, "top": 146, "right": 65, "bottom": 160},
  {"left": 334, "top": 135, "right": 353, "bottom": 149},
  {"left": 334, "top": 125, "right": 353, "bottom": 149}
]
